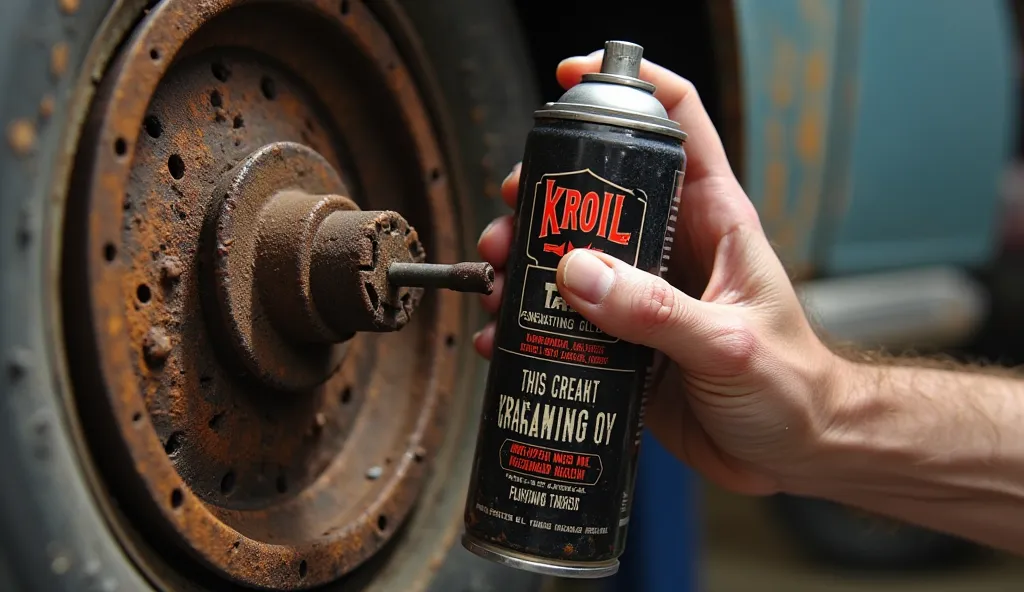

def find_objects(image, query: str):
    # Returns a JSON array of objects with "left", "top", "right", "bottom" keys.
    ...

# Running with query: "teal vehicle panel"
[
  {"left": 823, "top": 0, "right": 1017, "bottom": 274},
  {"left": 734, "top": 0, "right": 1018, "bottom": 275},
  {"left": 735, "top": 0, "right": 855, "bottom": 274}
]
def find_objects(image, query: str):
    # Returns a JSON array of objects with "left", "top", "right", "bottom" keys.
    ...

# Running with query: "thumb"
[{"left": 555, "top": 249, "right": 729, "bottom": 363}]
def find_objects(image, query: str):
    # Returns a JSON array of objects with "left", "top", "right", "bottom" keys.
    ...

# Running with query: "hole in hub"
[
  {"left": 211, "top": 61, "right": 231, "bottom": 82},
  {"left": 167, "top": 154, "right": 185, "bottom": 179},
  {"left": 365, "top": 282, "right": 379, "bottom": 311},
  {"left": 164, "top": 431, "right": 183, "bottom": 457},
  {"left": 260, "top": 76, "right": 277, "bottom": 100},
  {"left": 220, "top": 470, "right": 236, "bottom": 495},
  {"left": 143, "top": 115, "right": 162, "bottom": 138}
]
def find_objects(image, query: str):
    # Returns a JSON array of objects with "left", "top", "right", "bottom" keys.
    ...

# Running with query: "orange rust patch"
[
  {"left": 765, "top": 161, "right": 788, "bottom": 219},
  {"left": 796, "top": 109, "right": 823, "bottom": 163},
  {"left": 804, "top": 51, "right": 827, "bottom": 93},
  {"left": 39, "top": 95, "right": 56, "bottom": 119},
  {"left": 770, "top": 38, "right": 798, "bottom": 108},
  {"left": 7, "top": 119, "right": 37, "bottom": 155},
  {"left": 51, "top": 42, "right": 69, "bottom": 78}
]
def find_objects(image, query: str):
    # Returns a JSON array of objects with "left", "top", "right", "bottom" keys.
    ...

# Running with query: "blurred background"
[{"left": 4, "top": 0, "right": 1024, "bottom": 590}]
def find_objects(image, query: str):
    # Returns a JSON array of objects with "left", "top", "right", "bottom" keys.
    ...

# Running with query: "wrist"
[{"left": 779, "top": 353, "right": 878, "bottom": 496}]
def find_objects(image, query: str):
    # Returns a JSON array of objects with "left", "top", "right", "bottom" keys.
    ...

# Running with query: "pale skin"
[{"left": 474, "top": 50, "right": 1024, "bottom": 555}]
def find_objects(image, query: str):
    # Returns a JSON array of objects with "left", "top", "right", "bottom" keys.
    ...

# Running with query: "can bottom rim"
[{"left": 461, "top": 533, "right": 620, "bottom": 579}]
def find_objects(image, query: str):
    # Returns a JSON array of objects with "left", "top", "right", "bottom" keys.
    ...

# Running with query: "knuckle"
[
  {"left": 678, "top": 77, "right": 699, "bottom": 99},
  {"left": 709, "top": 318, "right": 761, "bottom": 371},
  {"left": 631, "top": 277, "right": 681, "bottom": 332}
]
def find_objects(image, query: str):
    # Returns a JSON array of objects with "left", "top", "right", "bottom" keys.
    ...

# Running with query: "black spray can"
[{"left": 461, "top": 41, "right": 688, "bottom": 578}]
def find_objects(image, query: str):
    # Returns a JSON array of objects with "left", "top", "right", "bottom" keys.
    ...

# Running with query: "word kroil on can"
[{"left": 462, "top": 40, "right": 689, "bottom": 578}]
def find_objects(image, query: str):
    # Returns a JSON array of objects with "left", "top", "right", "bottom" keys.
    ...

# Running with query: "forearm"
[{"left": 788, "top": 357, "right": 1024, "bottom": 554}]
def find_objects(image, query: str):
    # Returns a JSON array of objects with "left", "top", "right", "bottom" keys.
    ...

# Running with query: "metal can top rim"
[{"left": 533, "top": 102, "right": 688, "bottom": 142}]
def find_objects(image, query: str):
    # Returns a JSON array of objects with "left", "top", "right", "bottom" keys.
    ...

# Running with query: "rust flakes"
[
  {"left": 143, "top": 327, "right": 173, "bottom": 365},
  {"left": 7, "top": 119, "right": 37, "bottom": 155},
  {"left": 160, "top": 256, "right": 183, "bottom": 283},
  {"left": 58, "top": 0, "right": 79, "bottom": 14},
  {"left": 51, "top": 42, "right": 69, "bottom": 78}
]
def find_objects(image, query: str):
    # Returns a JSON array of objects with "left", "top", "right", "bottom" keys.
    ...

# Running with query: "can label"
[
  {"left": 510, "top": 169, "right": 645, "bottom": 366},
  {"left": 466, "top": 122, "right": 684, "bottom": 564}
]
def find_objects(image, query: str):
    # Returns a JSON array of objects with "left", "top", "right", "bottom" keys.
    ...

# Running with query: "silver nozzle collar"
[{"left": 534, "top": 40, "right": 686, "bottom": 141}]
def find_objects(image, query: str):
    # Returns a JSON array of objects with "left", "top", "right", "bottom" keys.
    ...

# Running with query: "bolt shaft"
[{"left": 388, "top": 262, "right": 495, "bottom": 295}]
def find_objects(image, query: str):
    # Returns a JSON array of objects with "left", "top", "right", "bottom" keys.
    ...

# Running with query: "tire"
[
  {"left": 0, "top": 0, "right": 539, "bottom": 590},
  {"left": 769, "top": 494, "right": 979, "bottom": 572}
]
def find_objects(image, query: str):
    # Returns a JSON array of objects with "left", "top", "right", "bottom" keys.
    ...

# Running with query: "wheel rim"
[{"left": 62, "top": 0, "right": 467, "bottom": 588}]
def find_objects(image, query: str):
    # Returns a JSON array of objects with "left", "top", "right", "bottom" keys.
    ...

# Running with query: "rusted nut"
[
  {"left": 309, "top": 210, "right": 426, "bottom": 334},
  {"left": 143, "top": 327, "right": 172, "bottom": 365}
]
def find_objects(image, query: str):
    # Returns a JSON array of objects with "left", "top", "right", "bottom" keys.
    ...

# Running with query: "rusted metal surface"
[
  {"left": 63, "top": 0, "right": 467, "bottom": 589},
  {"left": 389, "top": 262, "right": 495, "bottom": 294}
]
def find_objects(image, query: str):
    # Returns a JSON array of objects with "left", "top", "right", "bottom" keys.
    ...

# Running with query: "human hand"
[{"left": 474, "top": 50, "right": 844, "bottom": 496}]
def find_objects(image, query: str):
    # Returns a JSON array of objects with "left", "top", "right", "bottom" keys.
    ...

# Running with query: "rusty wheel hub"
[
  {"left": 64, "top": 0, "right": 478, "bottom": 588},
  {"left": 206, "top": 141, "right": 429, "bottom": 391}
]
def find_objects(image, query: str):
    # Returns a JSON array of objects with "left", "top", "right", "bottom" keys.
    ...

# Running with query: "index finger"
[{"left": 556, "top": 52, "right": 736, "bottom": 183}]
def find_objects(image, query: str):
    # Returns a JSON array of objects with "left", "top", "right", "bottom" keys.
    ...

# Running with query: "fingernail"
[
  {"left": 478, "top": 218, "right": 499, "bottom": 244},
  {"left": 503, "top": 163, "right": 521, "bottom": 186},
  {"left": 562, "top": 251, "right": 614, "bottom": 304}
]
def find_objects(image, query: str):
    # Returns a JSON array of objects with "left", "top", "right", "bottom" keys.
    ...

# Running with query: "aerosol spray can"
[{"left": 462, "top": 41, "right": 688, "bottom": 578}]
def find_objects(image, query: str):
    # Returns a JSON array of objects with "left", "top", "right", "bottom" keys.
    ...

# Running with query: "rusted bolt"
[
  {"left": 143, "top": 327, "right": 172, "bottom": 364},
  {"left": 58, "top": 0, "right": 79, "bottom": 14},
  {"left": 388, "top": 262, "right": 494, "bottom": 294}
]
